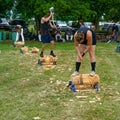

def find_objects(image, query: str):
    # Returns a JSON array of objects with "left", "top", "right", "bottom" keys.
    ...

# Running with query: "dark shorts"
[
  {"left": 92, "top": 39, "right": 96, "bottom": 45},
  {"left": 81, "top": 39, "right": 96, "bottom": 45},
  {"left": 41, "top": 34, "right": 53, "bottom": 43}
]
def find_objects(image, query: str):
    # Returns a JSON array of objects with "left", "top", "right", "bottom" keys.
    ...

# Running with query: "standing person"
[
  {"left": 79, "top": 19, "right": 85, "bottom": 28},
  {"left": 72, "top": 19, "right": 96, "bottom": 76},
  {"left": 15, "top": 25, "right": 25, "bottom": 43},
  {"left": 112, "top": 23, "right": 119, "bottom": 42},
  {"left": 40, "top": 12, "right": 56, "bottom": 57}
]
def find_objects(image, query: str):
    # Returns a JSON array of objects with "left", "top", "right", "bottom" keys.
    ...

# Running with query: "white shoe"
[
  {"left": 107, "top": 40, "right": 111, "bottom": 43},
  {"left": 90, "top": 71, "right": 95, "bottom": 76},
  {"left": 71, "top": 71, "right": 79, "bottom": 76}
]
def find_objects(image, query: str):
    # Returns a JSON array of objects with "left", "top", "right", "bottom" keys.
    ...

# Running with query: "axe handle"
[{"left": 79, "top": 74, "right": 83, "bottom": 85}]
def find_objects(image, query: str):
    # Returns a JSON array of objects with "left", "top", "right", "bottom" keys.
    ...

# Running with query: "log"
[
  {"left": 20, "top": 46, "right": 28, "bottom": 54},
  {"left": 14, "top": 42, "right": 24, "bottom": 47},
  {"left": 40, "top": 55, "right": 58, "bottom": 63},
  {"left": 38, "top": 56, "right": 58, "bottom": 69},
  {"left": 31, "top": 47, "right": 39, "bottom": 53},
  {"left": 71, "top": 74, "right": 99, "bottom": 85},
  {"left": 70, "top": 74, "right": 100, "bottom": 90}
]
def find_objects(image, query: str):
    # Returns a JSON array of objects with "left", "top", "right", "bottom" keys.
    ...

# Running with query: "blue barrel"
[
  {"left": 3, "top": 31, "right": 7, "bottom": 40},
  {"left": 0, "top": 32, "right": 2, "bottom": 41},
  {"left": 12, "top": 32, "right": 17, "bottom": 41},
  {"left": 9, "top": 32, "right": 12, "bottom": 40}
]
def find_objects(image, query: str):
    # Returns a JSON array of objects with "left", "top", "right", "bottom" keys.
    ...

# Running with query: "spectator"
[
  {"left": 65, "top": 28, "right": 73, "bottom": 41},
  {"left": 112, "top": 23, "right": 119, "bottom": 42},
  {"left": 55, "top": 28, "right": 62, "bottom": 41}
]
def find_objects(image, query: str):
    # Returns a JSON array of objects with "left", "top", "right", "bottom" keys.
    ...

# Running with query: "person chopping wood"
[
  {"left": 72, "top": 19, "right": 97, "bottom": 76},
  {"left": 40, "top": 10, "right": 57, "bottom": 57}
]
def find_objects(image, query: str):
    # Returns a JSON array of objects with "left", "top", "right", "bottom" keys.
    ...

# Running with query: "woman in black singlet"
[{"left": 72, "top": 19, "right": 96, "bottom": 76}]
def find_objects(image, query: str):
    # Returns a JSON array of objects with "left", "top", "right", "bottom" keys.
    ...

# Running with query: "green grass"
[{"left": 0, "top": 40, "right": 120, "bottom": 120}]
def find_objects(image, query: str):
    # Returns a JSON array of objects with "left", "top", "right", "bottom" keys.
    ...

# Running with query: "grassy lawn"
[{"left": 0, "top": 40, "right": 120, "bottom": 120}]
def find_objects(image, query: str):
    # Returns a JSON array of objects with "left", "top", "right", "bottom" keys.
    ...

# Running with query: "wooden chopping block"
[
  {"left": 40, "top": 55, "right": 58, "bottom": 63},
  {"left": 71, "top": 74, "right": 100, "bottom": 90},
  {"left": 14, "top": 42, "right": 24, "bottom": 47},
  {"left": 31, "top": 47, "right": 39, "bottom": 53},
  {"left": 71, "top": 74, "right": 99, "bottom": 85},
  {"left": 20, "top": 46, "right": 28, "bottom": 54}
]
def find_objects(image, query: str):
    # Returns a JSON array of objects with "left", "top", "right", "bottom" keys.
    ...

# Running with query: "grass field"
[{"left": 0, "top": 40, "right": 120, "bottom": 120}]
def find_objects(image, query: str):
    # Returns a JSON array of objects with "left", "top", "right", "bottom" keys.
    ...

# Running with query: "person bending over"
[
  {"left": 15, "top": 25, "right": 25, "bottom": 44},
  {"left": 72, "top": 19, "right": 96, "bottom": 76}
]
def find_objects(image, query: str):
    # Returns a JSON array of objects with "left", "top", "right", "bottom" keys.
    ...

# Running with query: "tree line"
[{"left": 1, "top": 0, "right": 120, "bottom": 30}]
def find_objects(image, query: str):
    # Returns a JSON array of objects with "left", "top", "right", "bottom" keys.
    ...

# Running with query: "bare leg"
[
  {"left": 88, "top": 45, "right": 96, "bottom": 62},
  {"left": 76, "top": 44, "right": 86, "bottom": 72},
  {"left": 20, "top": 28, "right": 24, "bottom": 43},
  {"left": 40, "top": 43, "right": 46, "bottom": 57},
  {"left": 50, "top": 40, "right": 54, "bottom": 51},
  {"left": 72, "top": 44, "right": 86, "bottom": 76},
  {"left": 77, "top": 44, "right": 86, "bottom": 62},
  {"left": 89, "top": 45, "right": 96, "bottom": 75},
  {"left": 15, "top": 32, "right": 19, "bottom": 42},
  {"left": 50, "top": 40, "right": 56, "bottom": 57}
]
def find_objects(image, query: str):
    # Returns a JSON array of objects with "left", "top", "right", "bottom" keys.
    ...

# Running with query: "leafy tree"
[
  {"left": 0, "top": 0, "right": 14, "bottom": 18},
  {"left": 105, "top": 0, "right": 120, "bottom": 22},
  {"left": 54, "top": 0, "right": 94, "bottom": 21},
  {"left": 8, "top": 0, "right": 120, "bottom": 31}
]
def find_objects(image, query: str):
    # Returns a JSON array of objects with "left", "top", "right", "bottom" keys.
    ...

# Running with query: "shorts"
[
  {"left": 81, "top": 39, "right": 96, "bottom": 45},
  {"left": 41, "top": 34, "right": 53, "bottom": 43}
]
